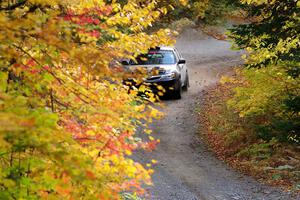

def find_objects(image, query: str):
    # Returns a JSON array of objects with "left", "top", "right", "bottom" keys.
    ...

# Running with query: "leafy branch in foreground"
[{"left": 0, "top": 0, "right": 188, "bottom": 199}]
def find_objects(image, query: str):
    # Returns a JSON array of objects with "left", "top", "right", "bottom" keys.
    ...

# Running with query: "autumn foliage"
[
  {"left": 199, "top": 0, "right": 300, "bottom": 192},
  {"left": 0, "top": 0, "right": 186, "bottom": 199}
]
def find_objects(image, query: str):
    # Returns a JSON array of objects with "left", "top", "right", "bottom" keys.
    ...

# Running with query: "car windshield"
[{"left": 130, "top": 50, "right": 176, "bottom": 65}]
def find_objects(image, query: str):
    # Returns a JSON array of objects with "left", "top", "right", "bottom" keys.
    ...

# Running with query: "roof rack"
[{"left": 149, "top": 46, "right": 161, "bottom": 51}]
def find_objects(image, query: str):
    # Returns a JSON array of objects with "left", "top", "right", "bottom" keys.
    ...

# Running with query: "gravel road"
[{"left": 134, "top": 27, "right": 299, "bottom": 200}]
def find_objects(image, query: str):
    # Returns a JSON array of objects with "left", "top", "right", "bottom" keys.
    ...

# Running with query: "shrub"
[{"left": 226, "top": 66, "right": 300, "bottom": 145}]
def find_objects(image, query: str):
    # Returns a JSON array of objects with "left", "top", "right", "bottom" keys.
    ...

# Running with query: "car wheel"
[
  {"left": 173, "top": 80, "right": 182, "bottom": 99},
  {"left": 182, "top": 73, "right": 189, "bottom": 91}
]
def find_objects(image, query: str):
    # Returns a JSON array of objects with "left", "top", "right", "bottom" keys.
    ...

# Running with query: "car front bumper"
[
  {"left": 124, "top": 75, "right": 180, "bottom": 95},
  {"left": 145, "top": 76, "right": 180, "bottom": 94}
]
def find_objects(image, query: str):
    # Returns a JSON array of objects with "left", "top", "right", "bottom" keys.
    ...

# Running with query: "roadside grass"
[{"left": 199, "top": 73, "right": 300, "bottom": 193}]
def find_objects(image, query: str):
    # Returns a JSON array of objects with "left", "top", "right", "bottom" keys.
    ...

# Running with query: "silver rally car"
[{"left": 122, "top": 46, "right": 189, "bottom": 99}]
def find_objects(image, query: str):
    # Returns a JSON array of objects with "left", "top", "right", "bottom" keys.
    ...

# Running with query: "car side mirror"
[
  {"left": 178, "top": 59, "right": 186, "bottom": 64},
  {"left": 121, "top": 60, "right": 129, "bottom": 65}
]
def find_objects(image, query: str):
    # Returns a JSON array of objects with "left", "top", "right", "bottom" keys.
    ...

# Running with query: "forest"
[{"left": 0, "top": 0, "right": 299, "bottom": 199}]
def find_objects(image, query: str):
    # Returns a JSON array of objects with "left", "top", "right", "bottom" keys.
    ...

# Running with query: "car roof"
[{"left": 158, "top": 46, "right": 175, "bottom": 51}]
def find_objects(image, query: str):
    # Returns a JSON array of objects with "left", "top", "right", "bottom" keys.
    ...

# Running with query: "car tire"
[
  {"left": 173, "top": 80, "right": 182, "bottom": 99},
  {"left": 182, "top": 73, "right": 189, "bottom": 91}
]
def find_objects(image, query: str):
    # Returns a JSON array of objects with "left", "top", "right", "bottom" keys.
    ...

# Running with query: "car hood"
[{"left": 125, "top": 64, "right": 177, "bottom": 72}]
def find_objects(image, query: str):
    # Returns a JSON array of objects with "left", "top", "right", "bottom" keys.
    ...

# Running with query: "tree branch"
[{"left": 0, "top": 0, "right": 27, "bottom": 11}]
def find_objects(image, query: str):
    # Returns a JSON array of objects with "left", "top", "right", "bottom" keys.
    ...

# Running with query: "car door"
[{"left": 174, "top": 48, "right": 186, "bottom": 86}]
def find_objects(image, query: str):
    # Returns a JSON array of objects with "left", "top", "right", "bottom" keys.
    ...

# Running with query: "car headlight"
[{"left": 161, "top": 70, "right": 176, "bottom": 79}]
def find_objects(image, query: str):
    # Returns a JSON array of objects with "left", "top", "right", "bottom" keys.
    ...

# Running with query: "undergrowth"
[{"left": 199, "top": 72, "right": 300, "bottom": 193}]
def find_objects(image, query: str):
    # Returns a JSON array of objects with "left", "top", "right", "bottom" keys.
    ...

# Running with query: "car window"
[{"left": 130, "top": 50, "right": 176, "bottom": 65}]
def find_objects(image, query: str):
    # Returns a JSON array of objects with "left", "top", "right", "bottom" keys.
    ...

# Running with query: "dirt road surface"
[{"left": 134, "top": 28, "right": 299, "bottom": 200}]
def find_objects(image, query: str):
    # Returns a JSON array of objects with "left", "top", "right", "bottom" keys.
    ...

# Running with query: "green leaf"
[{"left": 0, "top": 71, "right": 8, "bottom": 92}]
